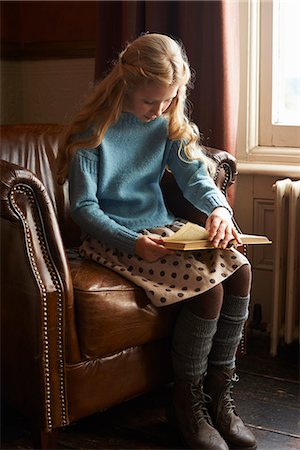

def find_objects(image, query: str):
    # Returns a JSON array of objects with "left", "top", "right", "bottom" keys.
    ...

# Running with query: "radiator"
[{"left": 271, "top": 179, "right": 300, "bottom": 356}]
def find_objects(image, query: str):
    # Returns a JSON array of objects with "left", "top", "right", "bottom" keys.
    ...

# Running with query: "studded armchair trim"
[
  {"left": 213, "top": 161, "right": 237, "bottom": 196},
  {"left": 9, "top": 184, "right": 68, "bottom": 430},
  {"left": 0, "top": 159, "right": 74, "bottom": 431}
]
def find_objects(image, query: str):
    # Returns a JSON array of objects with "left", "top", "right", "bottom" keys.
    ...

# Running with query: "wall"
[
  {"left": 0, "top": 1, "right": 97, "bottom": 58},
  {"left": 0, "top": 1, "right": 97, "bottom": 124},
  {"left": 234, "top": 174, "right": 279, "bottom": 330},
  {"left": 1, "top": 58, "right": 95, "bottom": 124}
]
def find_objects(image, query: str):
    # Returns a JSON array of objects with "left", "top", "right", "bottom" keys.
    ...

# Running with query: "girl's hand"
[
  {"left": 135, "top": 235, "right": 174, "bottom": 262},
  {"left": 205, "top": 207, "right": 242, "bottom": 249}
]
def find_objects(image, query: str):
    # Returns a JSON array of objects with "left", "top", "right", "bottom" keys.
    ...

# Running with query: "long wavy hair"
[{"left": 57, "top": 33, "right": 206, "bottom": 184}]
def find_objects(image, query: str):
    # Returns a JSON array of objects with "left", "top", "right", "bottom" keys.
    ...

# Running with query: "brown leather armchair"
[{"left": 0, "top": 124, "right": 238, "bottom": 449}]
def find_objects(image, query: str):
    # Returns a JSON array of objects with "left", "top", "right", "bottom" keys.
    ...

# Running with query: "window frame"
[{"left": 237, "top": 0, "right": 300, "bottom": 177}]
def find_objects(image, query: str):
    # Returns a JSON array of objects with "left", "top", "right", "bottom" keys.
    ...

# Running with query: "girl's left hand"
[{"left": 205, "top": 207, "right": 242, "bottom": 249}]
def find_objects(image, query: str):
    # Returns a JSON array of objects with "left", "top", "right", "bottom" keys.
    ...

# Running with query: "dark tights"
[{"left": 185, "top": 264, "right": 252, "bottom": 319}]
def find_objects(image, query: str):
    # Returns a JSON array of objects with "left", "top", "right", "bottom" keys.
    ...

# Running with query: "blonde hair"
[{"left": 57, "top": 33, "right": 206, "bottom": 184}]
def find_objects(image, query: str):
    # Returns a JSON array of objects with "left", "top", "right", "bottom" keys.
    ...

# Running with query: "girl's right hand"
[{"left": 135, "top": 235, "right": 174, "bottom": 262}]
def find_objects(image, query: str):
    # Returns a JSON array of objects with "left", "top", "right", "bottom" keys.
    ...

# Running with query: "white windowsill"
[
  {"left": 237, "top": 161, "right": 300, "bottom": 178},
  {"left": 237, "top": 145, "right": 300, "bottom": 177}
]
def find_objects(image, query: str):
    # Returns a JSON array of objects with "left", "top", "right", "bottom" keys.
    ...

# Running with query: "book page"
[
  {"left": 235, "top": 234, "right": 271, "bottom": 244},
  {"left": 162, "top": 221, "right": 272, "bottom": 249},
  {"left": 163, "top": 222, "right": 209, "bottom": 242}
]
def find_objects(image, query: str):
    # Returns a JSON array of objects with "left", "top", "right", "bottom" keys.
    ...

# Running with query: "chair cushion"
[{"left": 68, "top": 251, "right": 179, "bottom": 360}]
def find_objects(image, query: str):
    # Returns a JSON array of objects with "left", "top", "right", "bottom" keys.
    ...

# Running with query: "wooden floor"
[{"left": 2, "top": 332, "right": 300, "bottom": 450}]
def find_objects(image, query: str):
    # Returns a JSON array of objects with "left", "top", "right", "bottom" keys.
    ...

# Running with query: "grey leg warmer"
[
  {"left": 208, "top": 294, "right": 250, "bottom": 369},
  {"left": 172, "top": 305, "right": 218, "bottom": 382}
]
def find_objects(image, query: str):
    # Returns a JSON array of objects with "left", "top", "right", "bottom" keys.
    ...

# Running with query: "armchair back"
[{"left": 0, "top": 124, "right": 80, "bottom": 247}]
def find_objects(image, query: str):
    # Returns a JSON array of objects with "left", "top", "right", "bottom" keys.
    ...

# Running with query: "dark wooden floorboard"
[
  {"left": 247, "top": 428, "right": 300, "bottom": 450},
  {"left": 234, "top": 372, "right": 299, "bottom": 436},
  {"left": 2, "top": 333, "right": 300, "bottom": 450}
]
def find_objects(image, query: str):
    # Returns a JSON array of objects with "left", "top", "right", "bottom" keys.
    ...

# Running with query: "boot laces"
[
  {"left": 190, "top": 383, "right": 213, "bottom": 425},
  {"left": 223, "top": 373, "right": 239, "bottom": 415}
]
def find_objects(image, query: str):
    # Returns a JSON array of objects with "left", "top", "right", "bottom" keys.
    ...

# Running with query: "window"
[
  {"left": 237, "top": 0, "right": 300, "bottom": 174},
  {"left": 272, "top": 1, "right": 300, "bottom": 126},
  {"left": 260, "top": 0, "right": 300, "bottom": 147}
]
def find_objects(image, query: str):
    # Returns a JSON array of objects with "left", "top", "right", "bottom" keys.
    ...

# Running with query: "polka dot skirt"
[{"left": 79, "top": 220, "right": 250, "bottom": 307}]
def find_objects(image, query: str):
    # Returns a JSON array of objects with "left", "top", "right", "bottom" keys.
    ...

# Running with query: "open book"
[{"left": 162, "top": 222, "right": 272, "bottom": 251}]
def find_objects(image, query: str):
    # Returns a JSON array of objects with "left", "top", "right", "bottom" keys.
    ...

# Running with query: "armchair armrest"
[
  {"left": 202, "top": 146, "right": 238, "bottom": 194},
  {"left": 0, "top": 159, "right": 80, "bottom": 431}
]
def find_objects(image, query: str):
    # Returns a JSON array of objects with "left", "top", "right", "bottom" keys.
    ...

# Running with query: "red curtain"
[{"left": 94, "top": 0, "right": 240, "bottom": 202}]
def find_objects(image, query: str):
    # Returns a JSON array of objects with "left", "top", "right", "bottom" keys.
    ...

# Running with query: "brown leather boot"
[
  {"left": 170, "top": 377, "right": 229, "bottom": 449},
  {"left": 204, "top": 367, "right": 257, "bottom": 449}
]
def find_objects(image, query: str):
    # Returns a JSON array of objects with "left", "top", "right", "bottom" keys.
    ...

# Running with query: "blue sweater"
[{"left": 69, "top": 112, "right": 231, "bottom": 254}]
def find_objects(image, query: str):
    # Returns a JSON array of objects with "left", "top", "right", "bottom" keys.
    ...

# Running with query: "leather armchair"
[{"left": 0, "top": 124, "right": 238, "bottom": 449}]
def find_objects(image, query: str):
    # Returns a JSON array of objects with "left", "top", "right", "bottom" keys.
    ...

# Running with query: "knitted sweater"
[{"left": 69, "top": 112, "right": 231, "bottom": 254}]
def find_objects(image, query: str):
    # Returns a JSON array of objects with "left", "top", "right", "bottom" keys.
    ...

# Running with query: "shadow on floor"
[{"left": 2, "top": 332, "right": 299, "bottom": 450}]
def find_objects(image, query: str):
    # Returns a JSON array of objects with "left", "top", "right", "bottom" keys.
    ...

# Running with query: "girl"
[{"left": 58, "top": 33, "right": 257, "bottom": 450}]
